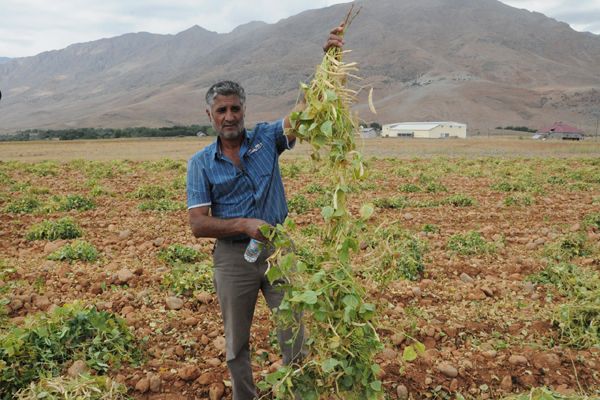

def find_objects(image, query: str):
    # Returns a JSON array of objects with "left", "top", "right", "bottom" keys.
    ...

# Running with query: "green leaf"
[
  {"left": 321, "top": 358, "right": 340, "bottom": 373},
  {"left": 370, "top": 363, "right": 381, "bottom": 375},
  {"left": 320, "top": 121, "right": 333, "bottom": 137},
  {"left": 300, "top": 108, "right": 315, "bottom": 121},
  {"left": 325, "top": 90, "right": 338, "bottom": 102},
  {"left": 414, "top": 341, "right": 426, "bottom": 355},
  {"left": 359, "top": 203, "right": 375, "bottom": 220},
  {"left": 291, "top": 290, "right": 318, "bottom": 305},
  {"left": 266, "top": 266, "right": 282, "bottom": 283},
  {"left": 402, "top": 345, "right": 418, "bottom": 362},
  {"left": 321, "top": 206, "right": 334, "bottom": 220},
  {"left": 370, "top": 380, "right": 382, "bottom": 391},
  {"left": 342, "top": 294, "right": 360, "bottom": 309}
]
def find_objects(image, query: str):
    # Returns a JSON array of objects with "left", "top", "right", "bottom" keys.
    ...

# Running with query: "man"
[{"left": 186, "top": 25, "right": 344, "bottom": 400}]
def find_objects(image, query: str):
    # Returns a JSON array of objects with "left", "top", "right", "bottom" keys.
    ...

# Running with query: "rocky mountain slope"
[{"left": 1, "top": 0, "right": 599, "bottom": 133}]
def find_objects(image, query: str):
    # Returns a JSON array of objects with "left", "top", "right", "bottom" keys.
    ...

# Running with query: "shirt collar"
[{"left": 213, "top": 130, "right": 249, "bottom": 160}]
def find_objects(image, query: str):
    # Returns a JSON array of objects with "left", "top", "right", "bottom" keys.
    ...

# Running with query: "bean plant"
[{"left": 258, "top": 8, "right": 384, "bottom": 399}]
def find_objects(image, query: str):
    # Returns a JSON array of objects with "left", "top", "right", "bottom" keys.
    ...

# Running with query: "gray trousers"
[{"left": 213, "top": 240, "right": 304, "bottom": 400}]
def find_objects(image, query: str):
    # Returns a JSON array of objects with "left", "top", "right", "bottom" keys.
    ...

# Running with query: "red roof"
[{"left": 538, "top": 122, "right": 583, "bottom": 134}]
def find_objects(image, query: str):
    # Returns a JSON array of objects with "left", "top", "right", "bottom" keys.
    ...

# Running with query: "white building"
[{"left": 381, "top": 122, "right": 467, "bottom": 139}]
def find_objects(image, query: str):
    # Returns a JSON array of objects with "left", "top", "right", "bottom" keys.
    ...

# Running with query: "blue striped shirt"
[{"left": 187, "top": 119, "right": 295, "bottom": 237}]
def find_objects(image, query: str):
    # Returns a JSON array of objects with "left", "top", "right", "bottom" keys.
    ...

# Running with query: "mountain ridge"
[{"left": 1, "top": 0, "right": 599, "bottom": 134}]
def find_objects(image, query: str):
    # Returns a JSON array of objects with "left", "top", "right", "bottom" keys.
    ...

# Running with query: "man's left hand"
[{"left": 323, "top": 24, "right": 345, "bottom": 52}]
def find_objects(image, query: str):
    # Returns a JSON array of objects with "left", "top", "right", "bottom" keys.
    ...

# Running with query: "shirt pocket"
[{"left": 211, "top": 173, "right": 253, "bottom": 205}]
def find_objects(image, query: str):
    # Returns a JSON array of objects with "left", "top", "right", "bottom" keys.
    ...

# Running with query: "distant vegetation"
[
  {"left": 495, "top": 125, "right": 537, "bottom": 133},
  {"left": 0, "top": 125, "right": 216, "bottom": 141}
]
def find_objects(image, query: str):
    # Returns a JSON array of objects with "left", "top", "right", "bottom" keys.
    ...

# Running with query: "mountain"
[
  {"left": 1, "top": 0, "right": 599, "bottom": 134},
  {"left": 0, "top": 57, "right": 10, "bottom": 64}
]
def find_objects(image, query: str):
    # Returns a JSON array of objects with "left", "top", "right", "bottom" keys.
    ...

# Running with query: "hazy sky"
[{"left": 1, "top": 0, "right": 599, "bottom": 58}]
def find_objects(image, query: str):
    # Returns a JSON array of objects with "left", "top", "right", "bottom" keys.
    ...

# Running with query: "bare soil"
[{"left": 1, "top": 138, "right": 599, "bottom": 399}]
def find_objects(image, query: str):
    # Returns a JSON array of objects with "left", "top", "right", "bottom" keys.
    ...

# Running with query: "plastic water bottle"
[{"left": 244, "top": 239, "right": 263, "bottom": 263}]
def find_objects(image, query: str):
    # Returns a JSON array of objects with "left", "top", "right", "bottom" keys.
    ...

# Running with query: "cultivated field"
[{"left": 0, "top": 137, "right": 599, "bottom": 399}]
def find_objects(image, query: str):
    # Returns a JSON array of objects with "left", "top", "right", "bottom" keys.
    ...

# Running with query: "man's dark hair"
[{"left": 205, "top": 81, "right": 246, "bottom": 106}]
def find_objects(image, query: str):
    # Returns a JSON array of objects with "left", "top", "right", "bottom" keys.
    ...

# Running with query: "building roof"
[
  {"left": 385, "top": 121, "right": 465, "bottom": 131},
  {"left": 538, "top": 121, "right": 583, "bottom": 134}
]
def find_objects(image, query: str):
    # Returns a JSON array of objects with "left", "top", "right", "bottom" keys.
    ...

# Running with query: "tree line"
[{"left": 0, "top": 125, "right": 217, "bottom": 142}]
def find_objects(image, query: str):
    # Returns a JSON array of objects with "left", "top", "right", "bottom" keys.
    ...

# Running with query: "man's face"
[{"left": 206, "top": 94, "right": 245, "bottom": 140}]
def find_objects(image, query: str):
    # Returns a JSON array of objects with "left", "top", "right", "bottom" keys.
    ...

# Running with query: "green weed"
[
  {"left": 443, "top": 194, "right": 476, "bottom": 207},
  {"left": 133, "top": 184, "right": 169, "bottom": 200},
  {"left": 543, "top": 233, "right": 590, "bottom": 262},
  {"left": 288, "top": 194, "right": 313, "bottom": 214},
  {"left": 4, "top": 196, "right": 41, "bottom": 213},
  {"left": 158, "top": 244, "right": 204, "bottom": 264},
  {"left": 14, "top": 374, "right": 129, "bottom": 400},
  {"left": 305, "top": 182, "right": 326, "bottom": 194},
  {"left": 582, "top": 212, "right": 600, "bottom": 229},
  {"left": 140, "top": 158, "right": 186, "bottom": 172},
  {"left": 138, "top": 199, "right": 185, "bottom": 211},
  {"left": 26, "top": 217, "right": 83, "bottom": 241},
  {"left": 281, "top": 163, "right": 301, "bottom": 178},
  {"left": 556, "top": 300, "right": 599, "bottom": 349},
  {"left": 162, "top": 262, "right": 214, "bottom": 296},
  {"left": 528, "top": 263, "right": 599, "bottom": 348},
  {"left": 24, "top": 161, "right": 59, "bottom": 177},
  {"left": 375, "top": 228, "right": 427, "bottom": 281},
  {"left": 503, "top": 193, "right": 534, "bottom": 206},
  {"left": 55, "top": 194, "right": 96, "bottom": 211},
  {"left": 47, "top": 240, "right": 99, "bottom": 263},
  {"left": 425, "top": 181, "right": 448, "bottom": 193},
  {"left": 447, "top": 231, "right": 495, "bottom": 255},
  {"left": 398, "top": 183, "right": 421, "bottom": 193},
  {"left": 422, "top": 224, "right": 440, "bottom": 234},
  {"left": 500, "top": 387, "right": 595, "bottom": 400},
  {"left": 374, "top": 196, "right": 409, "bottom": 209},
  {"left": 0, "top": 303, "right": 142, "bottom": 398},
  {"left": 491, "top": 180, "right": 528, "bottom": 192}
]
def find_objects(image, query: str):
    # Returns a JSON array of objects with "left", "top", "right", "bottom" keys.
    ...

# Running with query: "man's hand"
[
  {"left": 242, "top": 218, "right": 270, "bottom": 241},
  {"left": 323, "top": 23, "right": 345, "bottom": 52}
]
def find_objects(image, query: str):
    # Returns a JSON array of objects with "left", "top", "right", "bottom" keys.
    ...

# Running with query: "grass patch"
[
  {"left": 162, "top": 262, "right": 214, "bottom": 296},
  {"left": 14, "top": 374, "right": 129, "bottom": 400},
  {"left": 0, "top": 303, "right": 142, "bottom": 398},
  {"left": 138, "top": 199, "right": 185, "bottom": 211},
  {"left": 54, "top": 194, "right": 96, "bottom": 211},
  {"left": 288, "top": 194, "right": 313, "bottom": 214},
  {"left": 374, "top": 196, "right": 409, "bottom": 209},
  {"left": 491, "top": 180, "right": 528, "bottom": 192},
  {"left": 582, "top": 212, "right": 600, "bottom": 230},
  {"left": 26, "top": 217, "right": 83, "bottom": 241},
  {"left": 158, "top": 244, "right": 204, "bottom": 264},
  {"left": 422, "top": 224, "right": 440, "bottom": 234},
  {"left": 447, "top": 231, "right": 495, "bottom": 255},
  {"left": 4, "top": 196, "right": 41, "bottom": 213},
  {"left": 543, "top": 233, "right": 590, "bottom": 262},
  {"left": 398, "top": 183, "right": 421, "bottom": 193},
  {"left": 503, "top": 193, "right": 534, "bottom": 206},
  {"left": 425, "top": 181, "right": 448, "bottom": 193},
  {"left": 47, "top": 240, "right": 99, "bottom": 263},
  {"left": 367, "top": 226, "right": 427, "bottom": 282},
  {"left": 133, "top": 184, "right": 170, "bottom": 200},
  {"left": 281, "top": 162, "right": 301, "bottom": 178},
  {"left": 305, "top": 182, "right": 326, "bottom": 194},
  {"left": 24, "top": 161, "right": 59, "bottom": 177},
  {"left": 443, "top": 194, "right": 476, "bottom": 207},
  {"left": 140, "top": 158, "right": 186, "bottom": 172},
  {"left": 556, "top": 300, "right": 599, "bottom": 349},
  {"left": 528, "top": 263, "right": 599, "bottom": 348},
  {"left": 500, "top": 387, "right": 596, "bottom": 399}
]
